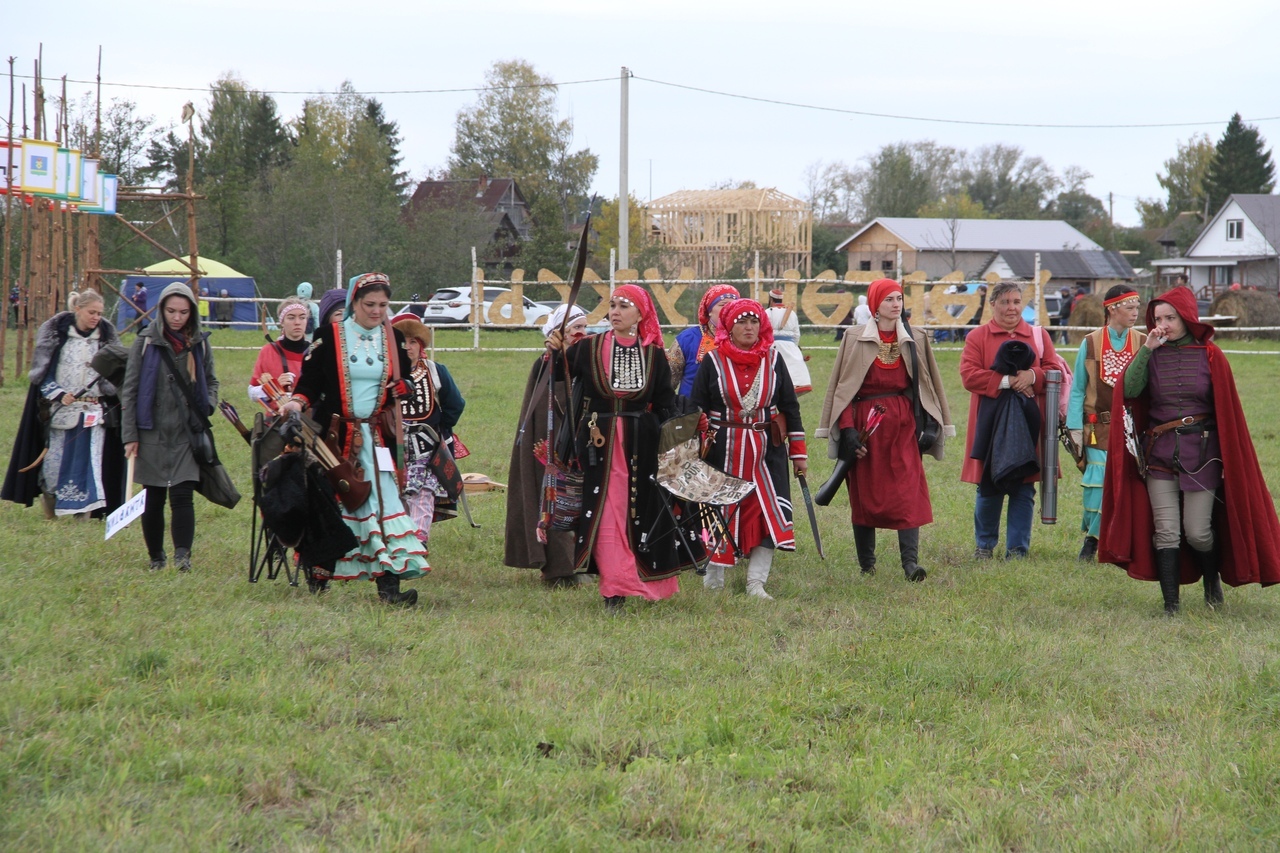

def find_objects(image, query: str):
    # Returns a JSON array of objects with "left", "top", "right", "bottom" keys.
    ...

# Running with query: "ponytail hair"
[{"left": 67, "top": 290, "right": 104, "bottom": 312}]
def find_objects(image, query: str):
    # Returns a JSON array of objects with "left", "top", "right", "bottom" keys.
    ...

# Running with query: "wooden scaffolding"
[{"left": 644, "top": 188, "right": 812, "bottom": 278}]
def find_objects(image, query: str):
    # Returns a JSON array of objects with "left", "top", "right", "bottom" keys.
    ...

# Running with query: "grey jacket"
[{"left": 121, "top": 282, "right": 219, "bottom": 487}]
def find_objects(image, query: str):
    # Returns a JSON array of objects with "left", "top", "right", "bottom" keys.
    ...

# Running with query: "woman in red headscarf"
[
  {"left": 815, "top": 279, "right": 953, "bottom": 581},
  {"left": 562, "top": 285, "right": 699, "bottom": 611},
  {"left": 691, "top": 298, "right": 808, "bottom": 599},
  {"left": 668, "top": 284, "right": 740, "bottom": 396},
  {"left": 1099, "top": 285, "right": 1280, "bottom": 614}
]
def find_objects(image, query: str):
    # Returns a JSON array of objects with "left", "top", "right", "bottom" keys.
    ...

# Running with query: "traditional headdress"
[
  {"left": 1146, "top": 285, "right": 1214, "bottom": 343},
  {"left": 714, "top": 298, "right": 774, "bottom": 367},
  {"left": 612, "top": 284, "right": 664, "bottom": 347},
  {"left": 868, "top": 278, "right": 902, "bottom": 316},
  {"left": 768, "top": 288, "right": 785, "bottom": 303},
  {"left": 344, "top": 272, "right": 392, "bottom": 319},
  {"left": 697, "top": 284, "right": 740, "bottom": 332},
  {"left": 541, "top": 304, "right": 587, "bottom": 338},
  {"left": 391, "top": 312, "right": 433, "bottom": 347}
]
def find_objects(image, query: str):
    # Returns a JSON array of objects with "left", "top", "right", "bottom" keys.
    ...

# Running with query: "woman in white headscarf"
[{"left": 504, "top": 304, "right": 591, "bottom": 586}]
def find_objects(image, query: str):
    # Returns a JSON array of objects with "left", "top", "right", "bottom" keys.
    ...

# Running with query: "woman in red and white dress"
[{"left": 691, "top": 298, "right": 807, "bottom": 600}]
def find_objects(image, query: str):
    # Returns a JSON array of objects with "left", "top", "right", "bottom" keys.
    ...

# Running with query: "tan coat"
[{"left": 816, "top": 319, "right": 955, "bottom": 461}]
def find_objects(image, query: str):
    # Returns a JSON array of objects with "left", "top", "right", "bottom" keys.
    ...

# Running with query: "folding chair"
[
  {"left": 248, "top": 412, "right": 300, "bottom": 586},
  {"left": 643, "top": 412, "right": 756, "bottom": 575}
]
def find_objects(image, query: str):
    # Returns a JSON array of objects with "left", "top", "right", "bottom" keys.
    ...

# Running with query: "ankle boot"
[
  {"left": 1155, "top": 547, "right": 1181, "bottom": 615},
  {"left": 375, "top": 573, "right": 418, "bottom": 607},
  {"left": 898, "top": 527, "right": 926, "bottom": 582},
  {"left": 854, "top": 525, "right": 877, "bottom": 575},
  {"left": 745, "top": 546, "right": 774, "bottom": 600},
  {"left": 703, "top": 562, "right": 726, "bottom": 590},
  {"left": 1078, "top": 536, "right": 1099, "bottom": 562},
  {"left": 174, "top": 548, "right": 192, "bottom": 573},
  {"left": 1193, "top": 545, "right": 1224, "bottom": 607}
]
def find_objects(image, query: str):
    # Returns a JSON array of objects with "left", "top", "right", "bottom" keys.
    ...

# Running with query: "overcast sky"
[{"left": 11, "top": 0, "right": 1280, "bottom": 228}]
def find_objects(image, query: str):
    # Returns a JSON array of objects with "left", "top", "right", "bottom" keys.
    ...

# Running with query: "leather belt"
[
  {"left": 1148, "top": 413, "right": 1211, "bottom": 438},
  {"left": 854, "top": 391, "right": 903, "bottom": 402},
  {"left": 714, "top": 420, "right": 770, "bottom": 431}
]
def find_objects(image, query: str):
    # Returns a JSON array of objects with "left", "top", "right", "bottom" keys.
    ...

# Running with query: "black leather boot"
[
  {"left": 1156, "top": 547, "right": 1181, "bottom": 615},
  {"left": 1193, "top": 545, "right": 1224, "bottom": 607},
  {"left": 375, "top": 573, "right": 418, "bottom": 607},
  {"left": 899, "top": 527, "right": 926, "bottom": 582},
  {"left": 854, "top": 525, "right": 877, "bottom": 575},
  {"left": 1078, "top": 536, "right": 1098, "bottom": 562}
]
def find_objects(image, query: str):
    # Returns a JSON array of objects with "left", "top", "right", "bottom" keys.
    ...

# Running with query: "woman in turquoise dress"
[{"left": 284, "top": 272, "right": 428, "bottom": 605}]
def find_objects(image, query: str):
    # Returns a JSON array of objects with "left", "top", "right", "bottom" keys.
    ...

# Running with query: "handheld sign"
[{"left": 105, "top": 457, "right": 146, "bottom": 540}]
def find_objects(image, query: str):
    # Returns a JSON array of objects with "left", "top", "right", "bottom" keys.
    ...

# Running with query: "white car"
[{"left": 423, "top": 286, "right": 553, "bottom": 326}]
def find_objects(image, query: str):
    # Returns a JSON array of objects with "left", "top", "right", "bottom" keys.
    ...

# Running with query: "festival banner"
[
  {"left": 81, "top": 173, "right": 118, "bottom": 215},
  {"left": 0, "top": 139, "right": 19, "bottom": 194},
  {"left": 56, "top": 148, "right": 82, "bottom": 199},
  {"left": 80, "top": 157, "right": 99, "bottom": 204},
  {"left": 19, "top": 138, "right": 57, "bottom": 195}
]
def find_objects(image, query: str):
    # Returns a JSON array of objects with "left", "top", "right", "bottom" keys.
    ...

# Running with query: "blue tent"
[{"left": 115, "top": 257, "right": 261, "bottom": 330}]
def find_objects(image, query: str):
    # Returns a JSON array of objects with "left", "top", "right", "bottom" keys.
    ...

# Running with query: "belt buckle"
[{"left": 1180, "top": 416, "right": 1196, "bottom": 426}]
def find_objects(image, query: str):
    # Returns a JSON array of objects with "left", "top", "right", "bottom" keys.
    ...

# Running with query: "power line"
[
  {"left": 631, "top": 74, "right": 1280, "bottom": 130},
  {"left": 13, "top": 74, "right": 617, "bottom": 97}
]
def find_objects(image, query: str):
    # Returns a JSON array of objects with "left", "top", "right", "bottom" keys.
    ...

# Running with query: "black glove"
[{"left": 837, "top": 428, "right": 864, "bottom": 462}]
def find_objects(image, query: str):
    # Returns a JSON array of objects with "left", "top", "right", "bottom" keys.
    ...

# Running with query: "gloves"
[{"left": 837, "top": 429, "right": 864, "bottom": 462}]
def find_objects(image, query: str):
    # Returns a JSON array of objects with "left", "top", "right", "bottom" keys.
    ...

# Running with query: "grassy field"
[{"left": 3, "top": 326, "right": 1280, "bottom": 850}]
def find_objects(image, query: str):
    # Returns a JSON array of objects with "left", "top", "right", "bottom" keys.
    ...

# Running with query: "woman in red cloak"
[{"left": 1099, "top": 285, "right": 1280, "bottom": 613}]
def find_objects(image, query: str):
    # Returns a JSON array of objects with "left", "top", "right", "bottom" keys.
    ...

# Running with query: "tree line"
[{"left": 13, "top": 61, "right": 1276, "bottom": 299}]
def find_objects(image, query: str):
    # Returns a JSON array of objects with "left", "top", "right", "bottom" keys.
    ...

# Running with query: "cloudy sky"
[{"left": 11, "top": 0, "right": 1280, "bottom": 226}]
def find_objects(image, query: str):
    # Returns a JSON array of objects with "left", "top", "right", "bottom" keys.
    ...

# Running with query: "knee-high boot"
[
  {"left": 898, "top": 527, "right": 926, "bottom": 582},
  {"left": 745, "top": 546, "right": 775, "bottom": 600},
  {"left": 1194, "top": 545, "right": 1224, "bottom": 607},
  {"left": 1156, "top": 547, "right": 1181, "bottom": 615},
  {"left": 375, "top": 572, "right": 419, "bottom": 607},
  {"left": 703, "top": 561, "right": 726, "bottom": 590},
  {"left": 854, "top": 525, "right": 877, "bottom": 575}
]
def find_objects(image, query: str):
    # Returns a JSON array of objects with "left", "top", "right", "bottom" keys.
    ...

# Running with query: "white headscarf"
[{"left": 541, "top": 304, "right": 587, "bottom": 338}]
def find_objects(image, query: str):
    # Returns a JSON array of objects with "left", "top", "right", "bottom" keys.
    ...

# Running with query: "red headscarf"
[
  {"left": 1147, "top": 285, "right": 1214, "bottom": 343},
  {"left": 612, "top": 284, "right": 664, "bottom": 348},
  {"left": 698, "top": 284, "right": 740, "bottom": 332},
  {"left": 868, "top": 278, "right": 902, "bottom": 316},
  {"left": 714, "top": 298, "right": 774, "bottom": 367}
]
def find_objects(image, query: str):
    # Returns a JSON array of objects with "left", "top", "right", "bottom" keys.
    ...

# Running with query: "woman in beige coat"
[{"left": 815, "top": 279, "right": 953, "bottom": 580}]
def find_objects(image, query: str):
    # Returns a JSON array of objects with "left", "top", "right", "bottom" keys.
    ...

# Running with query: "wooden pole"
[
  {"left": 186, "top": 108, "right": 199, "bottom": 301},
  {"left": 0, "top": 57, "right": 15, "bottom": 387}
]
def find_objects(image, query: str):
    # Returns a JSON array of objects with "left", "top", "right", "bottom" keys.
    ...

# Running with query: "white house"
[{"left": 1152, "top": 194, "right": 1280, "bottom": 295}]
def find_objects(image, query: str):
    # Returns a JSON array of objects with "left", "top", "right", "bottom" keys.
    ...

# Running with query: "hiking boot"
[
  {"left": 973, "top": 547, "right": 994, "bottom": 561},
  {"left": 148, "top": 553, "right": 167, "bottom": 571}
]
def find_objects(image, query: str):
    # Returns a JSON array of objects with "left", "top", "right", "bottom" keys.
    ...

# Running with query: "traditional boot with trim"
[
  {"left": 702, "top": 563, "right": 726, "bottom": 590},
  {"left": 1156, "top": 547, "right": 1181, "bottom": 616}
]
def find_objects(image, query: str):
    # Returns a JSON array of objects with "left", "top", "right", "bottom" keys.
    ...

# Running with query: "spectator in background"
[
  {"left": 1055, "top": 286, "right": 1073, "bottom": 344},
  {"left": 8, "top": 285, "right": 20, "bottom": 328},
  {"left": 197, "top": 287, "right": 210, "bottom": 326},
  {"left": 134, "top": 283, "right": 149, "bottom": 329},
  {"left": 214, "top": 288, "right": 235, "bottom": 328}
]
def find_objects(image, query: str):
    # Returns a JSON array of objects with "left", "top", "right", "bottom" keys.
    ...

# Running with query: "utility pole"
[
  {"left": 618, "top": 66, "right": 630, "bottom": 270},
  {"left": 1108, "top": 192, "right": 1114, "bottom": 229}
]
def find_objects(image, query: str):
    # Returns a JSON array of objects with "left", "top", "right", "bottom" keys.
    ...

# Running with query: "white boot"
[
  {"left": 703, "top": 562, "right": 726, "bottom": 590},
  {"left": 745, "top": 546, "right": 775, "bottom": 600}
]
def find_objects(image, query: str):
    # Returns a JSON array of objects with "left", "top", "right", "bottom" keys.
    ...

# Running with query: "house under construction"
[{"left": 644, "top": 188, "right": 812, "bottom": 278}]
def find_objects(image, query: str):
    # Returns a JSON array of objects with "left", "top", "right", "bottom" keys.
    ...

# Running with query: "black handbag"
[{"left": 904, "top": 321, "right": 942, "bottom": 455}]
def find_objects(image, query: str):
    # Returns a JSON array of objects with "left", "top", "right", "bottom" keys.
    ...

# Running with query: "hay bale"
[
  {"left": 1066, "top": 295, "right": 1104, "bottom": 346},
  {"left": 1209, "top": 290, "right": 1280, "bottom": 340}
]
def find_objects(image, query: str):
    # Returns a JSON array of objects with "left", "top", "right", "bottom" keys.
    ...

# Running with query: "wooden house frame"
[{"left": 644, "top": 188, "right": 812, "bottom": 278}]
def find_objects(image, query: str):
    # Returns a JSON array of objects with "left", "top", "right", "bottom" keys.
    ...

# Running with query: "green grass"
[{"left": 4, "top": 327, "right": 1280, "bottom": 849}]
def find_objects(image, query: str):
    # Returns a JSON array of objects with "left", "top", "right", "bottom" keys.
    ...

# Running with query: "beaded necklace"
[{"left": 349, "top": 325, "right": 385, "bottom": 366}]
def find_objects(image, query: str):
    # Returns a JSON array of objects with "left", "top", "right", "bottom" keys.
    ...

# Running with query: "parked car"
[{"left": 423, "top": 286, "right": 553, "bottom": 326}]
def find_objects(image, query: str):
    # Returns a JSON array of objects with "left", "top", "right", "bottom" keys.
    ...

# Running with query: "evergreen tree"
[{"left": 1203, "top": 113, "right": 1276, "bottom": 215}]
